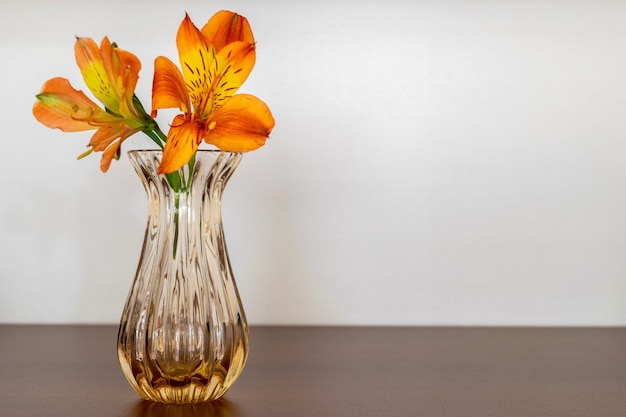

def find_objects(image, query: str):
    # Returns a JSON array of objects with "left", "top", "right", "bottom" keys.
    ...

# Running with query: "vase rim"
[{"left": 127, "top": 149, "right": 240, "bottom": 155}]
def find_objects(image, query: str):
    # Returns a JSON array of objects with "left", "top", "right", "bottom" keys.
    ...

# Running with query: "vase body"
[{"left": 117, "top": 150, "right": 248, "bottom": 404}]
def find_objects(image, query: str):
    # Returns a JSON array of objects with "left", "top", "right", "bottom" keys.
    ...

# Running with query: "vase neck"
[
  {"left": 128, "top": 150, "right": 242, "bottom": 258},
  {"left": 128, "top": 150, "right": 242, "bottom": 203}
]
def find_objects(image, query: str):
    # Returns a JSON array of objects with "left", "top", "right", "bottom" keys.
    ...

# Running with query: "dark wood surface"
[{"left": 0, "top": 325, "right": 624, "bottom": 416}]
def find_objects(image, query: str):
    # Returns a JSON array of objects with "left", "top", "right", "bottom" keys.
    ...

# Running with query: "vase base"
[
  {"left": 135, "top": 382, "right": 227, "bottom": 404},
  {"left": 118, "top": 346, "right": 246, "bottom": 404}
]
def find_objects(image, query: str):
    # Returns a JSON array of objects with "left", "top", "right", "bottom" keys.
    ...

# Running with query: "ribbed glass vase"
[{"left": 117, "top": 150, "right": 249, "bottom": 404}]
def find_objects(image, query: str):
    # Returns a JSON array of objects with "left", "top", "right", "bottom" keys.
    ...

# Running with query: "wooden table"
[{"left": 0, "top": 325, "right": 624, "bottom": 416}]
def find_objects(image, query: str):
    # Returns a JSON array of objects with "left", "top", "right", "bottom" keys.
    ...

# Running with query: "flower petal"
[
  {"left": 88, "top": 123, "right": 140, "bottom": 152},
  {"left": 152, "top": 56, "right": 191, "bottom": 113},
  {"left": 102, "top": 40, "right": 142, "bottom": 120},
  {"left": 101, "top": 39, "right": 141, "bottom": 99},
  {"left": 99, "top": 137, "right": 123, "bottom": 172},
  {"left": 176, "top": 14, "right": 216, "bottom": 112},
  {"left": 209, "top": 41, "right": 256, "bottom": 110},
  {"left": 75, "top": 37, "right": 120, "bottom": 113},
  {"left": 204, "top": 94, "right": 274, "bottom": 152},
  {"left": 159, "top": 114, "right": 204, "bottom": 174},
  {"left": 174, "top": 14, "right": 256, "bottom": 119},
  {"left": 33, "top": 77, "right": 115, "bottom": 132},
  {"left": 200, "top": 10, "right": 255, "bottom": 51}
]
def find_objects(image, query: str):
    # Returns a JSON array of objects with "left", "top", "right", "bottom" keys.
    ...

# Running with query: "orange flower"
[
  {"left": 152, "top": 11, "right": 275, "bottom": 174},
  {"left": 33, "top": 37, "right": 149, "bottom": 172}
]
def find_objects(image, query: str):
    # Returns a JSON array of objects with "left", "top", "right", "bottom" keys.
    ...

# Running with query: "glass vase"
[{"left": 117, "top": 150, "right": 249, "bottom": 404}]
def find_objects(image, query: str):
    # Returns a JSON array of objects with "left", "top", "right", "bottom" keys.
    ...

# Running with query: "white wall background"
[{"left": 1, "top": 0, "right": 625, "bottom": 325}]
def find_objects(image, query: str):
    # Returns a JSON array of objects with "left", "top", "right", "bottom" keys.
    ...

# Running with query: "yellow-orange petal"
[
  {"left": 209, "top": 41, "right": 256, "bottom": 110},
  {"left": 33, "top": 77, "right": 115, "bottom": 132},
  {"left": 75, "top": 37, "right": 121, "bottom": 113},
  {"left": 204, "top": 94, "right": 274, "bottom": 152},
  {"left": 101, "top": 39, "right": 141, "bottom": 99},
  {"left": 101, "top": 39, "right": 142, "bottom": 120},
  {"left": 152, "top": 56, "right": 190, "bottom": 113},
  {"left": 200, "top": 10, "right": 255, "bottom": 51},
  {"left": 158, "top": 114, "right": 204, "bottom": 174},
  {"left": 176, "top": 14, "right": 216, "bottom": 105}
]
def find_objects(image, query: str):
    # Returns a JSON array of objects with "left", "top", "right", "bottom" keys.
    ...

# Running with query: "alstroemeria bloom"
[
  {"left": 152, "top": 11, "right": 275, "bottom": 174},
  {"left": 33, "top": 37, "right": 149, "bottom": 172}
]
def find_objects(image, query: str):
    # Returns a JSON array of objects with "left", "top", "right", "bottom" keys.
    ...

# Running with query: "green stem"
[{"left": 140, "top": 124, "right": 165, "bottom": 149}]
